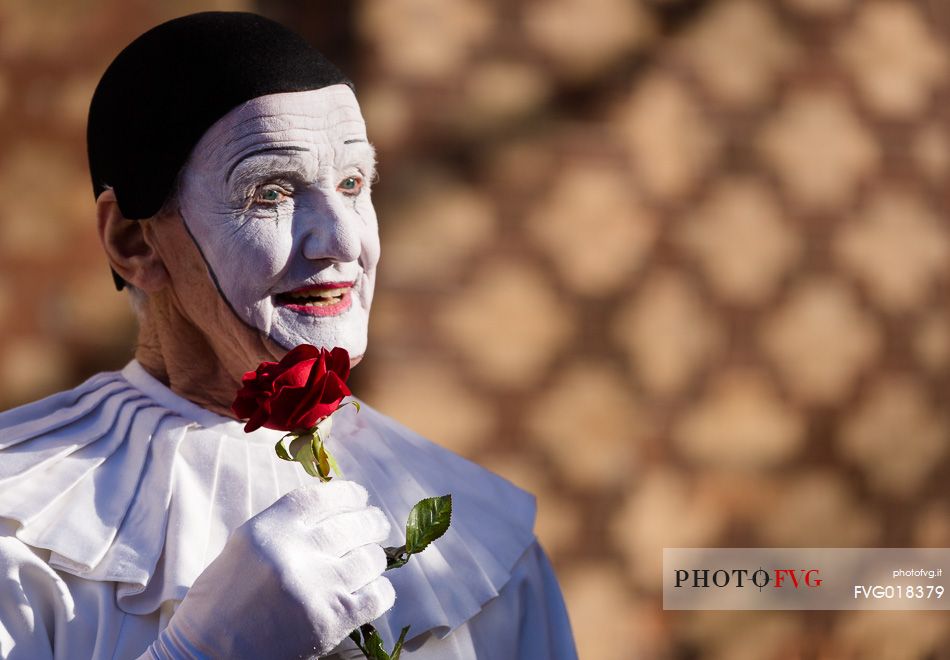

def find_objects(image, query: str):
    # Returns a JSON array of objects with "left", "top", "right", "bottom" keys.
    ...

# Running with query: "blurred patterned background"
[{"left": 1, "top": 0, "right": 950, "bottom": 658}]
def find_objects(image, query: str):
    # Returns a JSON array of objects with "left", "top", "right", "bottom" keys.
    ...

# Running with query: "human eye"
[
  {"left": 251, "top": 182, "right": 292, "bottom": 206},
  {"left": 337, "top": 174, "right": 364, "bottom": 197}
]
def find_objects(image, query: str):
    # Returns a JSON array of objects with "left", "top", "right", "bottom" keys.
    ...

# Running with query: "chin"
[{"left": 267, "top": 313, "right": 369, "bottom": 357}]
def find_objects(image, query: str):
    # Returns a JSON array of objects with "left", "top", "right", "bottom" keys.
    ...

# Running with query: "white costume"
[{"left": 0, "top": 362, "right": 576, "bottom": 659}]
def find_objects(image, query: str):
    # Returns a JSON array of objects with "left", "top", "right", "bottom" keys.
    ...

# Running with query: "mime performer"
[{"left": 0, "top": 12, "right": 577, "bottom": 660}]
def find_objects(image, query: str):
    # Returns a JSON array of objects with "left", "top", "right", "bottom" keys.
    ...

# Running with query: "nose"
[{"left": 297, "top": 195, "right": 361, "bottom": 264}]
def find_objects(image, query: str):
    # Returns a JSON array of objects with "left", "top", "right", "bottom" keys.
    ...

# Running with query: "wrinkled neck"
[{"left": 134, "top": 291, "right": 279, "bottom": 419}]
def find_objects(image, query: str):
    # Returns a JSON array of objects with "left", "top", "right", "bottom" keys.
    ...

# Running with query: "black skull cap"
[{"left": 87, "top": 11, "right": 352, "bottom": 221}]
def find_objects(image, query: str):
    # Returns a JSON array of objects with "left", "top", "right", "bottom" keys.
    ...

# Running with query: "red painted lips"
[{"left": 274, "top": 282, "right": 354, "bottom": 317}]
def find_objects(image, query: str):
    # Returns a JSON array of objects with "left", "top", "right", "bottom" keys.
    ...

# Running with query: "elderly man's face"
[{"left": 174, "top": 85, "right": 380, "bottom": 361}]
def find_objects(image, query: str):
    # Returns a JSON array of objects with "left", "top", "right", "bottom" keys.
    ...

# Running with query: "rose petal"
[
  {"left": 278, "top": 344, "right": 320, "bottom": 368},
  {"left": 326, "top": 347, "right": 351, "bottom": 382},
  {"left": 245, "top": 400, "right": 271, "bottom": 432},
  {"left": 286, "top": 368, "right": 328, "bottom": 425},
  {"left": 272, "top": 357, "right": 319, "bottom": 390},
  {"left": 231, "top": 344, "right": 355, "bottom": 433}
]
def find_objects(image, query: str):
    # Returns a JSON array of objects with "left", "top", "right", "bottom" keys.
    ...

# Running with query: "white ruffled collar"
[{"left": 0, "top": 361, "right": 536, "bottom": 645}]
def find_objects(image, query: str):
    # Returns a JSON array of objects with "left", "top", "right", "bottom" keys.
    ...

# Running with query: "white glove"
[{"left": 144, "top": 480, "right": 394, "bottom": 659}]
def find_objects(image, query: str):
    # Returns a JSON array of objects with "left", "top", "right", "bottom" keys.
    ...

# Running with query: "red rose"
[{"left": 231, "top": 345, "right": 352, "bottom": 433}]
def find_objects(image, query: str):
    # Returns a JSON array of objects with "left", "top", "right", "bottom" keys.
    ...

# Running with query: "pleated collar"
[{"left": 0, "top": 362, "right": 536, "bottom": 645}]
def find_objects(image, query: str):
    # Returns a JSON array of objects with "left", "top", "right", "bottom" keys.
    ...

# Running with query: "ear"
[{"left": 96, "top": 188, "right": 170, "bottom": 292}]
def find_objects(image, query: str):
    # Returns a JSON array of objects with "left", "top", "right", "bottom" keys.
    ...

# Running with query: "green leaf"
[
  {"left": 317, "top": 444, "right": 332, "bottom": 480},
  {"left": 274, "top": 436, "right": 293, "bottom": 461},
  {"left": 273, "top": 424, "right": 345, "bottom": 483},
  {"left": 313, "top": 414, "right": 334, "bottom": 439},
  {"left": 349, "top": 630, "right": 367, "bottom": 655},
  {"left": 297, "top": 443, "right": 320, "bottom": 479},
  {"left": 390, "top": 625, "right": 411, "bottom": 660},
  {"left": 334, "top": 400, "right": 361, "bottom": 416},
  {"left": 404, "top": 495, "right": 452, "bottom": 555},
  {"left": 346, "top": 623, "right": 410, "bottom": 660},
  {"left": 311, "top": 431, "right": 341, "bottom": 482},
  {"left": 288, "top": 433, "right": 309, "bottom": 456},
  {"left": 326, "top": 449, "right": 343, "bottom": 478},
  {"left": 310, "top": 434, "right": 326, "bottom": 477},
  {"left": 359, "top": 624, "right": 391, "bottom": 660}
]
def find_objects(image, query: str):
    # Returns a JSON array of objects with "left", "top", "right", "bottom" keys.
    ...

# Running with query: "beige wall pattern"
[
  {"left": 0, "top": 0, "right": 256, "bottom": 404},
  {"left": 2, "top": 1, "right": 950, "bottom": 659}
]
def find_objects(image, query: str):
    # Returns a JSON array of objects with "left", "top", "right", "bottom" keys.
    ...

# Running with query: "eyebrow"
[{"left": 226, "top": 146, "right": 311, "bottom": 181}]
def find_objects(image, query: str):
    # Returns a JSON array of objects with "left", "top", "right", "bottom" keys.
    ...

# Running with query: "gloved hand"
[{"left": 144, "top": 480, "right": 394, "bottom": 659}]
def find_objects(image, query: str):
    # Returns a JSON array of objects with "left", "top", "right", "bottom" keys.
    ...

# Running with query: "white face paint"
[{"left": 176, "top": 85, "right": 380, "bottom": 360}]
